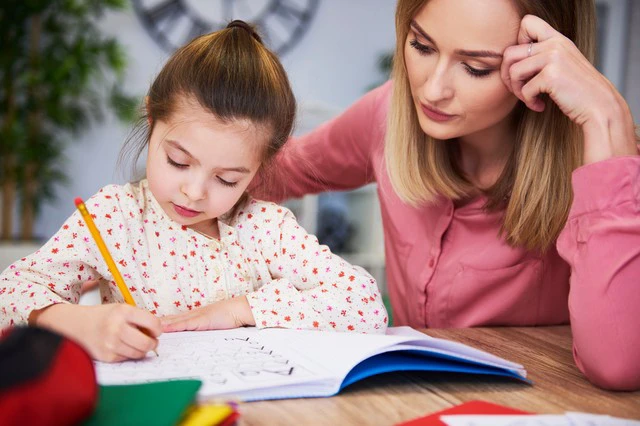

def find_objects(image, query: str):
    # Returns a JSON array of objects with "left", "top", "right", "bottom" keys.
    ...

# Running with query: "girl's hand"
[
  {"left": 31, "top": 303, "right": 161, "bottom": 363},
  {"left": 161, "top": 296, "right": 256, "bottom": 332},
  {"left": 80, "top": 279, "right": 100, "bottom": 295},
  {"left": 501, "top": 14, "right": 637, "bottom": 164}
]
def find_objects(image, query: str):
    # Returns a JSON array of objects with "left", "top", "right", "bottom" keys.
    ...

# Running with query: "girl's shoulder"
[
  {"left": 85, "top": 181, "right": 151, "bottom": 219},
  {"left": 234, "top": 197, "right": 294, "bottom": 226}
]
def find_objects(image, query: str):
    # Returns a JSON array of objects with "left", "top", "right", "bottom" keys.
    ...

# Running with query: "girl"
[
  {"left": 253, "top": 0, "right": 640, "bottom": 391},
  {"left": 0, "top": 20, "right": 388, "bottom": 362}
]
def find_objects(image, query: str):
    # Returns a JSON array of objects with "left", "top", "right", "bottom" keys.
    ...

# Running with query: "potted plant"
[{"left": 0, "top": 0, "right": 137, "bottom": 269}]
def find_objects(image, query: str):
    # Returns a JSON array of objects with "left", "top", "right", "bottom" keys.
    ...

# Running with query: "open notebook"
[{"left": 94, "top": 327, "right": 527, "bottom": 402}]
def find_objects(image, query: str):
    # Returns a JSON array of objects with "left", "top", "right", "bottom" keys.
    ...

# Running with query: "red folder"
[{"left": 397, "top": 400, "right": 531, "bottom": 426}]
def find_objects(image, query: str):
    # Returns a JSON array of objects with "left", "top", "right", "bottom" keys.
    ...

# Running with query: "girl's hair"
[
  {"left": 120, "top": 20, "right": 296, "bottom": 178},
  {"left": 385, "top": 0, "right": 596, "bottom": 251}
]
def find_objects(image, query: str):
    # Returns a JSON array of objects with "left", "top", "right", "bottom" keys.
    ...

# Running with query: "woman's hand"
[
  {"left": 30, "top": 303, "right": 161, "bottom": 363},
  {"left": 161, "top": 296, "right": 256, "bottom": 332},
  {"left": 501, "top": 14, "right": 637, "bottom": 164}
]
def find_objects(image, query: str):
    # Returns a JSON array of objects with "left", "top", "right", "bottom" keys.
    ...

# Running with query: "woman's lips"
[
  {"left": 172, "top": 203, "right": 200, "bottom": 218},
  {"left": 421, "top": 103, "right": 456, "bottom": 122}
]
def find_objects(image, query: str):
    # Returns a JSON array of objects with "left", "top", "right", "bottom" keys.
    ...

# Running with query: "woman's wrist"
[{"left": 581, "top": 97, "right": 637, "bottom": 165}]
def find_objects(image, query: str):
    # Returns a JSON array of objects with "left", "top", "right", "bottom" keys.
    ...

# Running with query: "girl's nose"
[{"left": 181, "top": 180, "right": 206, "bottom": 201}]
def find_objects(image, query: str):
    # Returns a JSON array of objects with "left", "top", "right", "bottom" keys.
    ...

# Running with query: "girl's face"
[
  {"left": 404, "top": 0, "right": 521, "bottom": 142},
  {"left": 146, "top": 98, "right": 263, "bottom": 235}
]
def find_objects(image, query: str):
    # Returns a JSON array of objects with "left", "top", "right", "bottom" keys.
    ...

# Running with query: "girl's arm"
[
  {"left": 251, "top": 82, "right": 390, "bottom": 202},
  {"left": 0, "top": 185, "right": 161, "bottom": 361},
  {"left": 247, "top": 203, "right": 388, "bottom": 333},
  {"left": 0, "top": 209, "right": 104, "bottom": 327},
  {"left": 161, "top": 201, "right": 388, "bottom": 334}
]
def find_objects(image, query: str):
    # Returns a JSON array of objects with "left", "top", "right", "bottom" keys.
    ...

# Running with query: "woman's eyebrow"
[{"left": 410, "top": 20, "right": 502, "bottom": 58}]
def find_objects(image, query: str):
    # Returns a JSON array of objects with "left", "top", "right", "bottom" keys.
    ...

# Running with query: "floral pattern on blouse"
[{"left": 0, "top": 180, "right": 388, "bottom": 333}]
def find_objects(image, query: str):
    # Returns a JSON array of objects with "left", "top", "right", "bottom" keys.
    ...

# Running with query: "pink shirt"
[{"left": 258, "top": 81, "right": 640, "bottom": 390}]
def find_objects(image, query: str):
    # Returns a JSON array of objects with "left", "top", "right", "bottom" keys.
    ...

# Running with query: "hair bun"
[{"left": 226, "top": 20, "right": 262, "bottom": 43}]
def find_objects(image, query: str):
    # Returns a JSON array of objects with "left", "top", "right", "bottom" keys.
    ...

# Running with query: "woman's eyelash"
[
  {"left": 409, "top": 38, "right": 433, "bottom": 55},
  {"left": 217, "top": 177, "right": 238, "bottom": 187},
  {"left": 167, "top": 156, "right": 187, "bottom": 169},
  {"left": 410, "top": 38, "right": 493, "bottom": 79},
  {"left": 464, "top": 65, "right": 493, "bottom": 78}
]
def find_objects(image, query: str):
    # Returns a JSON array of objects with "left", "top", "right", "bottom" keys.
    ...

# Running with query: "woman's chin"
[{"left": 416, "top": 117, "right": 461, "bottom": 141}]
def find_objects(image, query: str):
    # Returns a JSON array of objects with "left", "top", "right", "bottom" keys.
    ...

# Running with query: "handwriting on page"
[{"left": 94, "top": 333, "right": 317, "bottom": 394}]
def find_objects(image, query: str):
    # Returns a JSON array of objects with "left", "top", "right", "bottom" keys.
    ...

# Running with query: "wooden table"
[{"left": 237, "top": 326, "right": 640, "bottom": 425}]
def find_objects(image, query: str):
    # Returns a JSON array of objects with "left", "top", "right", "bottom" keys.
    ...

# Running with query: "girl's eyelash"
[
  {"left": 167, "top": 155, "right": 238, "bottom": 187},
  {"left": 410, "top": 38, "right": 493, "bottom": 79},
  {"left": 217, "top": 177, "right": 238, "bottom": 187},
  {"left": 167, "top": 156, "right": 187, "bottom": 169}
]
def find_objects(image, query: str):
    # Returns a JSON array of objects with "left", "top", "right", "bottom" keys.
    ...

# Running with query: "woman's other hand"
[{"left": 501, "top": 14, "right": 637, "bottom": 164}]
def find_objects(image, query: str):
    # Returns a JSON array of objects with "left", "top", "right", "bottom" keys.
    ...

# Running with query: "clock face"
[{"left": 132, "top": 0, "right": 320, "bottom": 55}]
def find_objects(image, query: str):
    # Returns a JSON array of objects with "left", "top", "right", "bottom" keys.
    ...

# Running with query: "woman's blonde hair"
[{"left": 385, "top": 0, "right": 596, "bottom": 251}]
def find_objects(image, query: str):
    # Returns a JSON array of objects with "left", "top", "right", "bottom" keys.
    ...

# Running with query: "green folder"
[{"left": 83, "top": 379, "right": 202, "bottom": 426}]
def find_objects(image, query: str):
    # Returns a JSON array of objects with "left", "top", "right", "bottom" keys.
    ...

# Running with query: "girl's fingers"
[
  {"left": 126, "top": 306, "right": 163, "bottom": 337},
  {"left": 162, "top": 314, "right": 204, "bottom": 332},
  {"left": 118, "top": 323, "right": 158, "bottom": 358},
  {"left": 80, "top": 279, "right": 100, "bottom": 294}
]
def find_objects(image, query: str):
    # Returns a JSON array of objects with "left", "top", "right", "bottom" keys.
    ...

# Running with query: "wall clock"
[{"left": 131, "top": 0, "right": 320, "bottom": 55}]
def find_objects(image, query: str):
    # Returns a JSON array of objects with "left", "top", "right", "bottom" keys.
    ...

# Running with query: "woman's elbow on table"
[{"left": 578, "top": 348, "right": 640, "bottom": 391}]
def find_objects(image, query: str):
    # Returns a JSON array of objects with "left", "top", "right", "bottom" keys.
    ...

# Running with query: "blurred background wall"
[{"left": 1, "top": 0, "right": 637, "bottom": 278}]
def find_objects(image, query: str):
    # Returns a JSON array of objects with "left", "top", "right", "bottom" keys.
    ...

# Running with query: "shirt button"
[{"left": 428, "top": 258, "right": 435, "bottom": 267}]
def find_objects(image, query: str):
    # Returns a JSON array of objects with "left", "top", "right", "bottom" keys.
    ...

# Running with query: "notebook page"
[
  {"left": 94, "top": 328, "right": 335, "bottom": 399},
  {"left": 257, "top": 327, "right": 444, "bottom": 379}
]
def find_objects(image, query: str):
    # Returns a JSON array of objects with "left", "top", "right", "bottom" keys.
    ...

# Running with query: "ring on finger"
[{"left": 527, "top": 41, "right": 534, "bottom": 57}]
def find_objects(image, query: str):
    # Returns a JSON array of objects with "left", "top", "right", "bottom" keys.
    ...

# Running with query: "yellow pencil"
[{"left": 75, "top": 197, "right": 159, "bottom": 356}]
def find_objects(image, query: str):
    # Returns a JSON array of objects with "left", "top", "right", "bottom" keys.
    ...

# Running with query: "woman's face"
[{"left": 404, "top": 0, "right": 521, "bottom": 141}]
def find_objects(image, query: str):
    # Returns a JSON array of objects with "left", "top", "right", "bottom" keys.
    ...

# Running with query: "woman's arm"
[
  {"left": 501, "top": 15, "right": 640, "bottom": 390},
  {"left": 557, "top": 156, "right": 640, "bottom": 391},
  {"left": 253, "top": 82, "right": 391, "bottom": 202}
]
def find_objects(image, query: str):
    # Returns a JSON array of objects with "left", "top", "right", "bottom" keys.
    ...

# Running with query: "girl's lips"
[
  {"left": 172, "top": 203, "right": 200, "bottom": 218},
  {"left": 421, "top": 103, "right": 457, "bottom": 122}
]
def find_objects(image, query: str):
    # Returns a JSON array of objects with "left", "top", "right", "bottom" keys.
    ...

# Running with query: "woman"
[{"left": 255, "top": 0, "right": 640, "bottom": 390}]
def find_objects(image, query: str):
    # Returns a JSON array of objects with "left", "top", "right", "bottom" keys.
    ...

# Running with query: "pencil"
[{"left": 75, "top": 197, "right": 159, "bottom": 356}]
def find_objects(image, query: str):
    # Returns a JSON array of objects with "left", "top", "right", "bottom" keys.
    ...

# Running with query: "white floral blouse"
[{"left": 0, "top": 180, "right": 388, "bottom": 333}]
